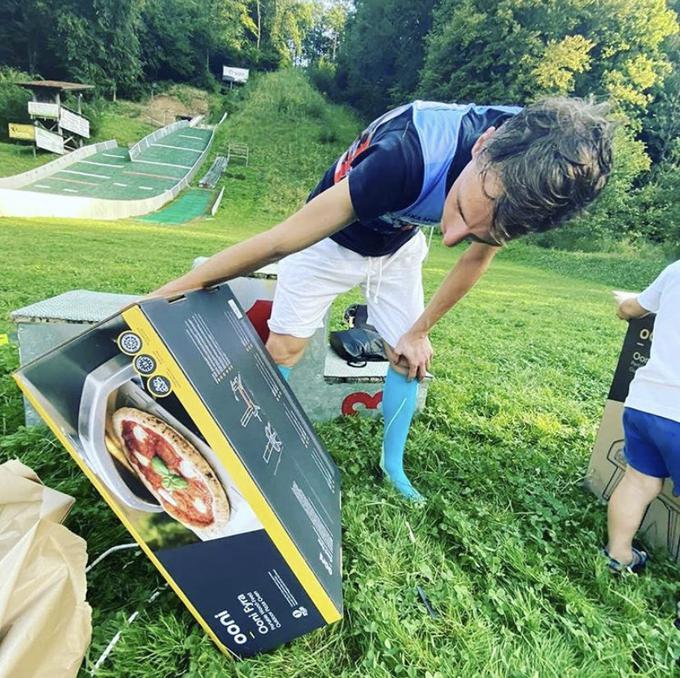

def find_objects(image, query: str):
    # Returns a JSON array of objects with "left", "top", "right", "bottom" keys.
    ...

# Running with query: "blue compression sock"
[
  {"left": 278, "top": 365, "right": 291, "bottom": 381},
  {"left": 380, "top": 367, "right": 423, "bottom": 502}
]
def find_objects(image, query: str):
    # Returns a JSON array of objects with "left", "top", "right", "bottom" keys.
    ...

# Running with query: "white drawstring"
[
  {"left": 365, "top": 256, "right": 385, "bottom": 304},
  {"left": 374, "top": 256, "right": 384, "bottom": 303},
  {"left": 366, "top": 258, "right": 372, "bottom": 302}
]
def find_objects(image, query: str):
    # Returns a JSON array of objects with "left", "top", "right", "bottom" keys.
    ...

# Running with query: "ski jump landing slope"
[{"left": 0, "top": 119, "right": 216, "bottom": 220}]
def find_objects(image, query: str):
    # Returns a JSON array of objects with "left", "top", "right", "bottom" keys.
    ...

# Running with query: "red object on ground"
[
  {"left": 246, "top": 300, "right": 273, "bottom": 344},
  {"left": 341, "top": 391, "right": 383, "bottom": 416}
]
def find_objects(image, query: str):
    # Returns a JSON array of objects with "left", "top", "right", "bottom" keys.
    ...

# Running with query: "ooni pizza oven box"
[
  {"left": 13, "top": 284, "right": 343, "bottom": 658},
  {"left": 586, "top": 313, "right": 680, "bottom": 563}
]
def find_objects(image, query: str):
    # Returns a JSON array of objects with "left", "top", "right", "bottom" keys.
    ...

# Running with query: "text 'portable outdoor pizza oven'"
[{"left": 13, "top": 284, "right": 343, "bottom": 658}]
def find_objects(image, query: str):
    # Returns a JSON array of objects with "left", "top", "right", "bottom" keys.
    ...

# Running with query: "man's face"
[{"left": 440, "top": 127, "right": 503, "bottom": 248}]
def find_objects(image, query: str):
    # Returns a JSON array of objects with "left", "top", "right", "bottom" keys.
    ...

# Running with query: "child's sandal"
[{"left": 602, "top": 547, "right": 649, "bottom": 574}]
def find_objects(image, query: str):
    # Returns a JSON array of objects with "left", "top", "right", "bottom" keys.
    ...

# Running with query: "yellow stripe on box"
[
  {"left": 122, "top": 305, "right": 341, "bottom": 624},
  {"left": 12, "top": 373, "right": 234, "bottom": 659}
]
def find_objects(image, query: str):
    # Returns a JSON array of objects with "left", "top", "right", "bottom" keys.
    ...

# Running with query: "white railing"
[
  {"left": 128, "top": 119, "right": 190, "bottom": 160},
  {"left": 0, "top": 127, "right": 216, "bottom": 221},
  {"left": 0, "top": 140, "right": 118, "bottom": 189}
]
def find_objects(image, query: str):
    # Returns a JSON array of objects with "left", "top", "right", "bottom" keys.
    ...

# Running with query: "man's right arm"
[{"left": 152, "top": 179, "right": 356, "bottom": 297}]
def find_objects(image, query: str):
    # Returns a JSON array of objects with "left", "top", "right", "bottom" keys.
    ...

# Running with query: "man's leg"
[
  {"left": 607, "top": 465, "right": 662, "bottom": 564},
  {"left": 267, "top": 238, "right": 367, "bottom": 379},
  {"left": 380, "top": 359, "right": 423, "bottom": 501},
  {"left": 266, "top": 332, "right": 309, "bottom": 381},
  {"left": 364, "top": 232, "right": 428, "bottom": 502}
]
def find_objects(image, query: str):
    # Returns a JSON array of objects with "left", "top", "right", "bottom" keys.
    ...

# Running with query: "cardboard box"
[
  {"left": 14, "top": 284, "right": 343, "bottom": 658},
  {"left": 586, "top": 314, "right": 680, "bottom": 562}
]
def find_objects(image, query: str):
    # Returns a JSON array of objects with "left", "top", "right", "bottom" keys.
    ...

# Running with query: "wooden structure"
[{"left": 15, "top": 80, "right": 94, "bottom": 154}]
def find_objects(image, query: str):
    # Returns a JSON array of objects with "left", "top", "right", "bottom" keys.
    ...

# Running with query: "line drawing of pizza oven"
[
  {"left": 78, "top": 353, "right": 262, "bottom": 538},
  {"left": 230, "top": 373, "right": 262, "bottom": 427},
  {"left": 643, "top": 493, "right": 680, "bottom": 560},
  {"left": 601, "top": 438, "right": 627, "bottom": 500}
]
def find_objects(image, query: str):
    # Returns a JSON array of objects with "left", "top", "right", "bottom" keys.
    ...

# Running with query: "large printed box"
[
  {"left": 586, "top": 314, "right": 680, "bottom": 563},
  {"left": 13, "top": 284, "right": 343, "bottom": 657}
]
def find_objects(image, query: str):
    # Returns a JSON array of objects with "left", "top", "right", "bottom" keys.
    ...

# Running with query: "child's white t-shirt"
[{"left": 625, "top": 260, "right": 680, "bottom": 423}]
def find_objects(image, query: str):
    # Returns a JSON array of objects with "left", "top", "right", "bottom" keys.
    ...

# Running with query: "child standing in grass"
[{"left": 605, "top": 262, "right": 680, "bottom": 573}]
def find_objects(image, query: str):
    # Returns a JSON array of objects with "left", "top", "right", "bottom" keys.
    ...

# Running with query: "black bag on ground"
[{"left": 330, "top": 305, "right": 388, "bottom": 366}]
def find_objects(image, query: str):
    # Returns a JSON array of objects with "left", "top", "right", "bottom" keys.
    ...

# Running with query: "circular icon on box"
[
  {"left": 147, "top": 374, "right": 173, "bottom": 398},
  {"left": 133, "top": 354, "right": 157, "bottom": 376},
  {"left": 117, "top": 331, "right": 143, "bottom": 355}
]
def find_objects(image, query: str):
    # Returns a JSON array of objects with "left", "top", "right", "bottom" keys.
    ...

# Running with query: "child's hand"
[
  {"left": 612, "top": 290, "right": 648, "bottom": 320},
  {"left": 613, "top": 290, "right": 635, "bottom": 319}
]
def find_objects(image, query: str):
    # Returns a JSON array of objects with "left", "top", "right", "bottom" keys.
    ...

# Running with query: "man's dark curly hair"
[{"left": 480, "top": 97, "right": 614, "bottom": 244}]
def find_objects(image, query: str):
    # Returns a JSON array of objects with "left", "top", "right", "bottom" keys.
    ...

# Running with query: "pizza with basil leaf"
[{"left": 112, "top": 407, "right": 230, "bottom": 540}]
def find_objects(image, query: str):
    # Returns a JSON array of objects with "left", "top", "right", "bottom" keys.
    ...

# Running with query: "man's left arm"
[{"left": 392, "top": 242, "right": 499, "bottom": 380}]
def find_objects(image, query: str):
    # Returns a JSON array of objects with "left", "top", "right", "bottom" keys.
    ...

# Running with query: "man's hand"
[
  {"left": 146, "top": 279, "right": 200, "bottom": 301},
  {"left": 392, "top": 332, "right": 433, "bottom": 382}
]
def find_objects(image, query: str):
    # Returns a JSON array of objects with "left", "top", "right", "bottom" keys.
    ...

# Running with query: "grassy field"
[{"left": 0, "top": 71, "right": 678, "bottom": 677}]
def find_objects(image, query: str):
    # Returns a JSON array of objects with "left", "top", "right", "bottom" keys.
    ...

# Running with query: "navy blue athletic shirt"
[{"left": 308, "top": 103, "right": 519, "bottom": 257}]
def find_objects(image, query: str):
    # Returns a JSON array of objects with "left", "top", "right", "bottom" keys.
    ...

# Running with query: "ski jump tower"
[{"left": 14, "top": 80, "right": 94, "bottom": 155}]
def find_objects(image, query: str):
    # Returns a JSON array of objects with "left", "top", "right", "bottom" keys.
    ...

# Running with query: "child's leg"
[
  {"left": 607, "top": 407, "right": 669, "bottom": 564},
  {"left": 607, "top": 465, "right": 662, "bottom": 564},
  {"left": 380, "top": 366, "right": 422, "bottom": 501}
]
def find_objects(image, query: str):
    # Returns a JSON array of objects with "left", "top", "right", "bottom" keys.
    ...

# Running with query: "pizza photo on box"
[
  {"left": 111, "top": 407, "right": 231, "bottom": 541},
  {"left": 76, "top": 354, "right": 263, "bottom": 549}
]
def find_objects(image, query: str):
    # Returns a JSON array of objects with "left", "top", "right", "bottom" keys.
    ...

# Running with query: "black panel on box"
[
  {"left": 141, "top": 286, "right": 343, "bottom": 611},
  {"left": 608, "top": 315, "right": 656, "bottom": 403},
  {"left": 157, "top": 529, "right": 324, "bottom": 657}
]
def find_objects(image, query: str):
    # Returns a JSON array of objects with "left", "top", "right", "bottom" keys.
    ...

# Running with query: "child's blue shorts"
[{"left": 623, "top": 407, "right": 680, "bottom": 496}]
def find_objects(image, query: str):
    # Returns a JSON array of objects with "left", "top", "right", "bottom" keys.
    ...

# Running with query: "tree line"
[
  {"left": 0, "top": 0, "right": 678, "bottom": 252},
  {"left": 0, "top": 0, "right": 347, "bottom": 97},
  {"left": 322, "top": 0, "right": 680, "bottom": 253}
]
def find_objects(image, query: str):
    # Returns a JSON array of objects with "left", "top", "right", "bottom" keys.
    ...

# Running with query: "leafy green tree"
[
  {"left": 0, "top": 1, "right": 53, "bottom": 76},
  {"left": 263, "top": 0, "right": 314, "bottom": 65},
  {"left": 335, "top": 0, "right": 437, "bottom": 115},
  {"left": 304, "top": 0, "right": 349, "bottom": 64},
  {"left": 419, "top": 0, "right": 678, "bottom": 117},
  {"left": 0, "top": 67, "right": 32, "bottom": 142},
  {"left": 642, "top": 26, "right": 680, "bottom": 163},
  {"left": 53, "top": 0, "right": 143, "bottom": 96}
]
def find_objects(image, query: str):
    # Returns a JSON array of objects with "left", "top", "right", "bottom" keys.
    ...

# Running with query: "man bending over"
[{"left": 154, "top": 98, "right": 614, "bottom": 502}]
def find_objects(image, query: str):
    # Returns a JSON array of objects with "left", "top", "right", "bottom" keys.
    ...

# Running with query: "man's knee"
[{"left": 266, "top": 332, "right": 308, "bottom": 367}]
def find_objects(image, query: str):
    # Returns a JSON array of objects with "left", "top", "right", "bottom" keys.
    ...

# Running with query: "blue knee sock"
[
  {"left": 278, "top": 365, "right": 291, "bottom": 381},
  {"left": 380, "top": 367, "right": 423, "bottom": 502}
]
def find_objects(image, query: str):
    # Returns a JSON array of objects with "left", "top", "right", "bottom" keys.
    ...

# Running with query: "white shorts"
[{"left": 268, "top": 231, "right": 428, "bottom": 347}]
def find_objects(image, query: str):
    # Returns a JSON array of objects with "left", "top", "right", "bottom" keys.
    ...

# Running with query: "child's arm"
[{"left": 613, "top": 290, "right": 651, "bottom": 320}]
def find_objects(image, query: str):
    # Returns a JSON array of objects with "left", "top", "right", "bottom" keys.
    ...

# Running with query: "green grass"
[
  {"left": 0, "top": 140, "right": 50, "bottom": 177},
  {"left": 0, "top": 70, "right": 678, "bottom": 677},
  {"left": 93, "top": 104, "right": 156, "bottom": 147}
]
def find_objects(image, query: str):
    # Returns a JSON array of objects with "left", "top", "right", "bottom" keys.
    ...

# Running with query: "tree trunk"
[{"left": 256, "top": 0, "right": 261, "bottom": 50}]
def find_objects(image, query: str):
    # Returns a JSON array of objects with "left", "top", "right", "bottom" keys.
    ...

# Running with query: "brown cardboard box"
[{"left": 585, "top": 314, "right": 680, "bottom": 562}]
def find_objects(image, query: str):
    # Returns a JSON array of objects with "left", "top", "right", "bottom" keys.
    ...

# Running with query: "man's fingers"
[{"left": 407, "top": 362, "right": 418, "bottom": 381}]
